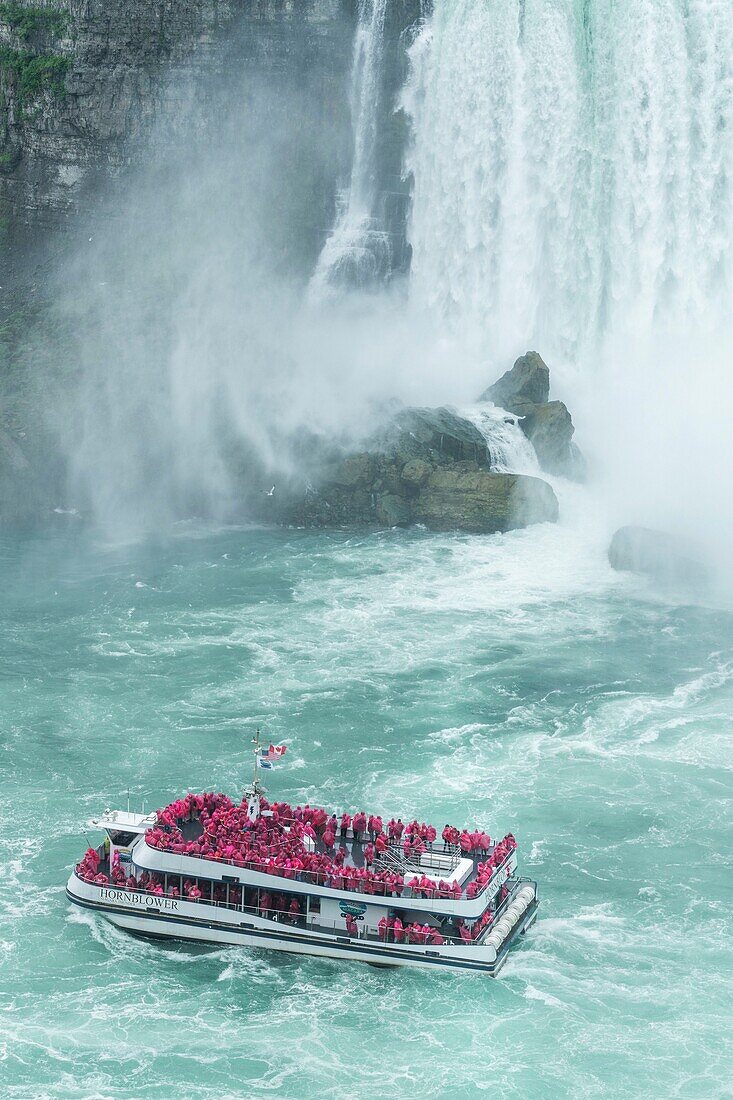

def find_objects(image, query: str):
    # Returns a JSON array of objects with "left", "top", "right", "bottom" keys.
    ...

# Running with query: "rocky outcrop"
[
  {"left": 0, "top": 0, "right": 360, "bottom": 279},
  {"left": 608, "top": 526, "right": 709, "bottom": 586},
  {"left": 0, "top": 0, "right": 424, "bottom": 283},
  {"left": 480, "top": 351, "right": 584, "bottom": 480},
  {"left": 481, "top": 350, "right": 549, "bottom": 413},
  {"left": 413, "top": 467, "right": 558, "bottom": 533},
  {"left": 273, "top": 405, "right": 559, "bottom": 533},
  {"left": 522, "top": 400, "right": 582, "bottom": 478}
]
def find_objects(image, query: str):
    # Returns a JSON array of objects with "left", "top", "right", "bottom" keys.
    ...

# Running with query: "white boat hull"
[{"left": 67, "top": 874, "right": 537, "bottom": 976}]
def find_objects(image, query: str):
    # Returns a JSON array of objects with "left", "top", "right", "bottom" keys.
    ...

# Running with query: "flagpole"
[
  {"left": 246, "top": 727, "right": 264, "bottom": 823},
  {"left": 252, "top": 727, "right": 261, "bottom": 790}
]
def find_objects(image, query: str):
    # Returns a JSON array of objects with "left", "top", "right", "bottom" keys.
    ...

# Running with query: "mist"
[
  {"left": 403, "top": 0, "right": 733, "bottom": 582},
  {"left": 25, "top": 0, "right": 733, "bottom": 590}
]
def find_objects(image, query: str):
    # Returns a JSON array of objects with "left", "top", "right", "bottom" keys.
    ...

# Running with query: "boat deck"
[{"left": 173, "top": 816, "right": 494, "bottom": 892}]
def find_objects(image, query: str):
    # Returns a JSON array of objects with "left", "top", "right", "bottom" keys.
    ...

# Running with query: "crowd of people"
[
  {"left": 75, "top": 842, "right": 511, "bottom": 946},
  {"left": 76, "top": 791, "right": 517, "bottom": 908}
]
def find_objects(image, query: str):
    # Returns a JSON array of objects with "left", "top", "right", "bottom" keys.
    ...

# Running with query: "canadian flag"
[{"left": 263, "top": 744, "right": 287, "bottom": 761}]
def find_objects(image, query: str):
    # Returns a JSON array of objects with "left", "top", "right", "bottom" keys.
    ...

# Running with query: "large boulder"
[
  {"left": 608, "top": 526, "right": 709, "bottom": 586},
  {"left": 375, "top": 493, "right": 411, "bottom": 527},
  {"left": 274, "top": 402, "right": 560, "bottom": 535},
  {"left": 480, "top": 351, "right": 550, "bottom": 414},
  {"left": 331, "top": 452, "right": 375, "bottom": 488},
  {"left": 414, "top": 466, "right": 559, "bottom": 534},
  {"left": 522, "top": 401, "right": 585, "bottom": 479},
  {"left": 479, "top": 351, "right": 584, "bottom": 480},
  {"left": 400, "top": 457, "right": 432, "bottom": 490},
  {"left": 379, "top": 406, "right": 489, "bottom": 466}
]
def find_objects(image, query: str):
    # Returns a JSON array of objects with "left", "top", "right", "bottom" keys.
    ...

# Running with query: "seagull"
[{"left": 262, "top": 485, "right": 276, "bottom": 496}]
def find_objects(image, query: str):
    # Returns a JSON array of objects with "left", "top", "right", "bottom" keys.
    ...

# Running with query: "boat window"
[{"left": 108, "top": 830, "right": 137, "bottom": 846}]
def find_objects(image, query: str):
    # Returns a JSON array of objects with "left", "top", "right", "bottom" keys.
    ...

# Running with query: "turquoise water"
[{"left": 1, "top": 513, "right": 732, "bottom": 1099}]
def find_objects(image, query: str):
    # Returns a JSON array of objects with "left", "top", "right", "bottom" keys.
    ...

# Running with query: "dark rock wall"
[
  {"left": 272, "top": 406, "right": 559, "bottom": 534},
  {"left": 1, "top": 0, "right": 423, "bottom": 282},
  {"left": 3, "top": 0, "right": 233, "bottom": 270},
  {"left": 376, "top": 0, "right": 426, "bottom": 276},
  {"left": 1, "top": 0, "right": 353, "bottom": 279}
]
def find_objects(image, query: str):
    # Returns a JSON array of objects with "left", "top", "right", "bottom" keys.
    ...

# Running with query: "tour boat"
[{"left": 66, "top": 736, "right": 538, "bottom": 975}]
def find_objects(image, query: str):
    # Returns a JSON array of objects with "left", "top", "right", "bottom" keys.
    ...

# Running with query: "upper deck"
[
  {"left": 91, "top": 808, "right": 158, "bottom": 835},
  {"left": 102, "top": 790, "right": 521, "bottom": 919}
]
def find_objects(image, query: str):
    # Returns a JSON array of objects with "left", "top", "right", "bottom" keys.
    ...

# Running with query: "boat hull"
[{"left": 66, "top": 875, "right": 537, "bottom": 976}]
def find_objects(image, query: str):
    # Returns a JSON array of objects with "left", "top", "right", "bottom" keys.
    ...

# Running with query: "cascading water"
[
  {"left": 402, "top": 0, "right": 733, "bottom": 558},
  {"left": 457, "top": 404, "right": 537, "bottom": 473},
  {"left": 310, "top": 0, "right": 392, "bottom": 296},
  {"left": 402, "top": 0, "right": 733, "bottom": 362},
  {"left": 41, "top": 0, "right": 733, "bottom": 555},
  {"left": 460, "top": 404, "right": 540, "bottom": 475}
]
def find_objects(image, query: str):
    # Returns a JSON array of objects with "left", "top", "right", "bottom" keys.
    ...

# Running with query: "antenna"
[
  {"left": 127, "top": 789, "right": 130, "bottom": 814},
  {"left": 251, "top": 727, "right": 264, "bottom": 793}
]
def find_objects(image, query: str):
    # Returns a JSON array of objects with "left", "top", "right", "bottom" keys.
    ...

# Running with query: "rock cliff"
[
  {"left": 480, "top": 351, "right": 585, "bottom": 480},
  {"left": 0, "top": 0, "right": 350, "bottom": 277},
  {"left": 270, "top": 406, "right": 559, "bottom": 534},
  {"left": 0, "top": 0, "right": 423, "bottom": 526},
  {"left": 1, "top": 0, "right": 423, "bottom": 280}
]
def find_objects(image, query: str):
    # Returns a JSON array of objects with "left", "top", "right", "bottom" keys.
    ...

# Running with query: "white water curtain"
[{"left": 404, "top": 0, "right": 733, "bottom": 362}]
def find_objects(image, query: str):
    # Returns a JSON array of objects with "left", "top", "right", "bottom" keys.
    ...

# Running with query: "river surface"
[{"left": 1, "top": 506, "right": 732, "bottom": 1099}]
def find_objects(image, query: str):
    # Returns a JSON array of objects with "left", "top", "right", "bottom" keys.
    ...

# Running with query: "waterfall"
[
  {"left": 402, "top": 0, "right": 733, "bottom": 364},
  {"left": 47, "top": 0, "right": 733, "bottom": 549},
  {"left": 310, "top": 0, "right": 391, "bottom": 296},
  {"left": 460, "top": 404, "right": 540, "bottom": 475},
  {"left": 401, "top": 0, "right": 733, "bottom": 556}
]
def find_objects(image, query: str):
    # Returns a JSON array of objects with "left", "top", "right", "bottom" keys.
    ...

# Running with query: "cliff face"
[
  {"left": 0, "top": 0, "right": 423, "bottom": 280},
  {"left": 0, "top": 0, "right": 424, "bottom": 526},
  {"left": 0, "top": 0, "right": 359, "bottom": 277}
]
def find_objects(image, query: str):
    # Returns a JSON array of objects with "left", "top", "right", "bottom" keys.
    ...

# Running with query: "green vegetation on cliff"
[
  {"left": 0, "top": 3, "right": 66, "bottom": 41},
  {"left": 0, "top": 45, "right": 69, "bottom": 103}
]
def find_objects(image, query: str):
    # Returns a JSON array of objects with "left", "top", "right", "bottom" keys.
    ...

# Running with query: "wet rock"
[
  {"left": 332, "top": 452, "right": 374, "bottom": 488},
  {"left": 400, "top": 457, "right": 433, "bottom": 490},
  {"left": 608, "top": 526, "right": 709, "bottom": 586},
  {"left": 522, "top": 401, "right": 585, "bottom": 479},
  {"left": 272, "top": 401, "right": 559, "bottom": 535},
  {"left": 479, "top": 351, "right": 584, "bottom": 481},
  {"left": 414, "top": 466, "right": 559, "bottom": 534},
  {"left": 382, "top": 406, "right": 489, "bottom": 466},
  {"left": 375, "top": 493, "right": 411, "bottom": 527},
  {"left": 480, "top": 351, "right": 550, "bottom": 414}
]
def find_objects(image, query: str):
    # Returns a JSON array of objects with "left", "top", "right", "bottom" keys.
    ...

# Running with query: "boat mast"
[{"left": 247, "top": 727, "right": 265, "bottom": 822}]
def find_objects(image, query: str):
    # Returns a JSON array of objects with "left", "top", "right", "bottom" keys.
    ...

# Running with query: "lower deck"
[
  {"left": 66, "top": 871, "right": 539, "bottom": 975},
  {"left": 95, "top": 852, "right": 525, "bottom": 947}
]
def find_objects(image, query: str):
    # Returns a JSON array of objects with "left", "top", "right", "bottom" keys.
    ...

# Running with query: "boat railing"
[
  {"left": 375, "top": 840, "right": 462, "bottom": 877},
  {"left": 74, "top": 860, "right": 529, "bottom": 947},
  {"left": 131, "top": 840, "right": 516, "bottom": 903}
]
